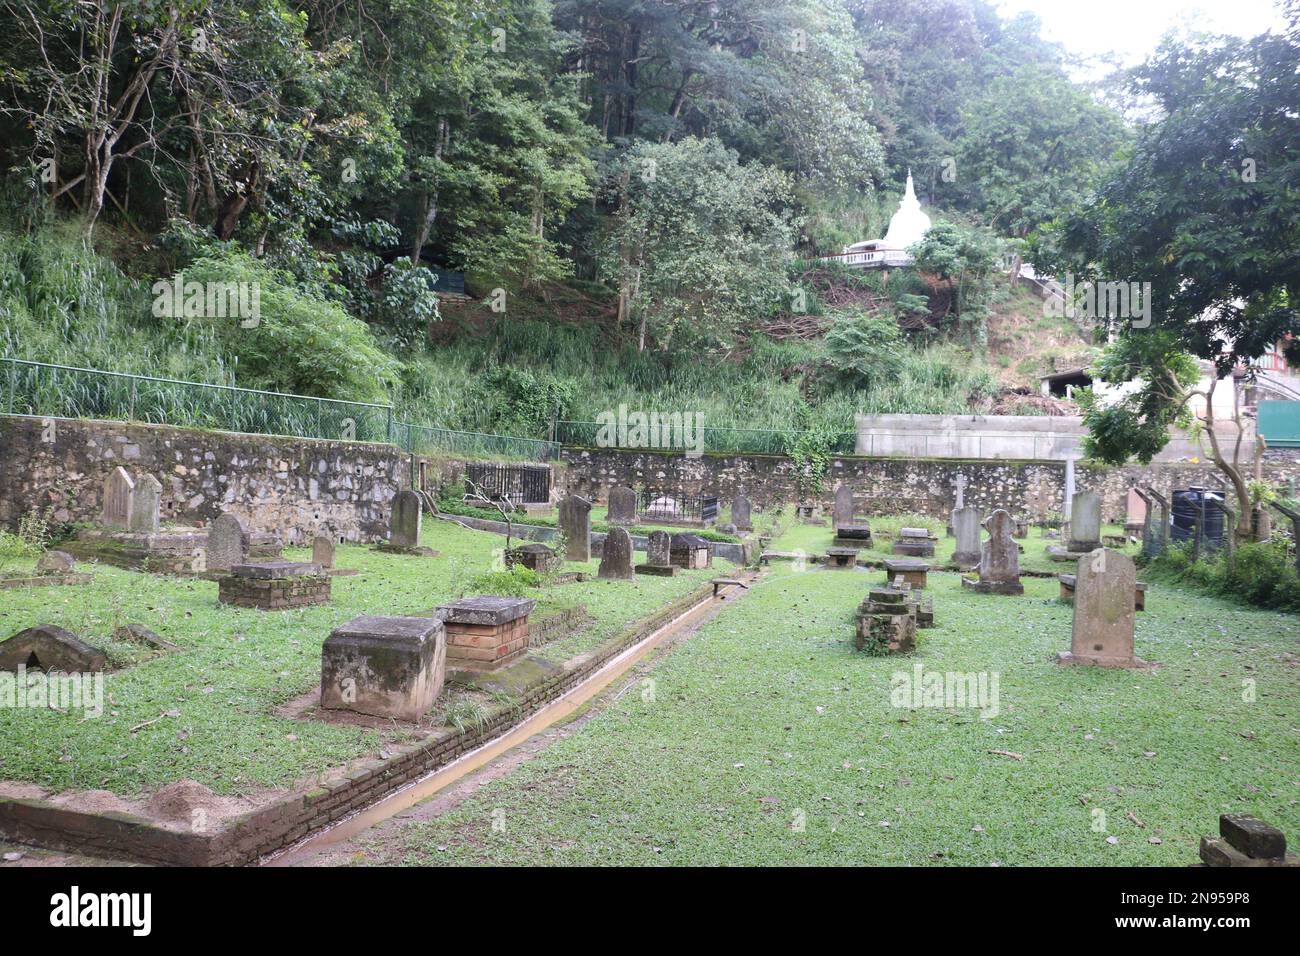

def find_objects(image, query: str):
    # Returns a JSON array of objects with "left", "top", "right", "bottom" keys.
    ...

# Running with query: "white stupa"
[{"left": 836, "top": 170, "right": 932, "bottom": 268}]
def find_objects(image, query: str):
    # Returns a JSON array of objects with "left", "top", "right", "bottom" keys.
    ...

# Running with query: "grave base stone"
[
  {"left": 883, "top": 558, "right": 929, "bottom": 588},
  {"left": 218, "top": 561, "right": 331, "bottom": 610},
  {"left": 321, "top": 615, "right": 447, "bottom": 721},
  {"left": 439, "top": 596, "right": 536, "bottom": 671},
  {"left": 854, "top": 588, "right": 917, "bottom": 656},
  {"left": 0, "top": 625, "right": 107, "bottom": 672}
]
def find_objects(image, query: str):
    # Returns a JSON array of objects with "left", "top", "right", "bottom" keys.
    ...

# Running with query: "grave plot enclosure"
[{"left": 465, "top": 462, "right": 552, "bottom": 505}]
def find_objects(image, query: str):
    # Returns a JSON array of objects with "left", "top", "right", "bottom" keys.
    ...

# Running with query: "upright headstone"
[
  {"left": 207, "top": 513, "right": 247, "bottom": 572},
  {"left": 954, "top": 474, "right": 968, "bottom": 510},
  {"left": 1068, "top": 490, "right": 1102, "bottom": 553},
  {"left": 1063, "top": 457, "right": 1077, "bottom": 519},
  {"left": 731, "top": 494, "right": 753, "bottom": 532},
  {"left": 961, "top": 509, "right": 1023, "bottom": 594},
  {"left": 389, "top": 489, "right": 422, "bottom": 549},
  {"left": 1058, "top": 549, "right": 1147, "bottom": 667},
  {"left": 1125, "top": 487, "right": 1147, "bottom": 533},
  {"left": 101, "top": 467, "right": 135, "bottom": 530},
  {"left": 597, "top": 527, "right": 635, "bottom": 580},
  {"left": 951, "top": 506, "right": 982, "bottom": 569},
  {"left": 646, "top": 530, "right": 671, "bottom": 566},
  {"left": 607, "top": 485, "right": 637, "bottom": 525},
  {"left": 129, "top": 474, "right": 162, "bottom": 533},
  {"left": 558, "top": 495, "right": 593, "bottom": 562},
  {"left": 833, "top": 483, "right": 854, "bottom": 530},
  {"left": 312, "top": 535, "right": 336, "bottom": 569}
]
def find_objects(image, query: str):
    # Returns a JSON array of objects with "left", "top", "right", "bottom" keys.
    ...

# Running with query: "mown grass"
[
  {"left": 0, "top": 521, "right": 724, "bottom": 797},
  {"left": 336, "top": 564, "right": 1299, "bottom": 866},
  {"left": 769, "top": 514, "right": 1140, "bottom": 575}
]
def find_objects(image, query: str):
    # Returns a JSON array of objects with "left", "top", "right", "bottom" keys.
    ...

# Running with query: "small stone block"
[
  {"left": 437, "top": 596, "right": 536, "bottom": 627},
  {"left": 231, "top": 560, "right": 321, "bottom": 579},
  {"left": 321, "top": 615, "right": 446, "bottom": 721},
  {"left": 1220, "top": 813, "right": 1287, "bottom": 860}
]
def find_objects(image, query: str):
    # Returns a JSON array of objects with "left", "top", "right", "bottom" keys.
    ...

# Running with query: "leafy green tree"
[
  {"left": 599, "top": 137, "right": 794, "bottom": 352},
  {"left": 1043, "top": 24, "right": 1300, "bottom": 536},
  {"left": 821, "top": 310, "right": 905, "bottom": 389},
  {"left": 909, "top": 221, "right": 1000, "bottom": 338}
]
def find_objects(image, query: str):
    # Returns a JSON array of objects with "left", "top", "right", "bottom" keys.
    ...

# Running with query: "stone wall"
[
  {"left": 559, "top": 447, "right": 1300, "bottom": 522},
  {"left": 0, "top": 415, "right": 410, "bottom": 544}
]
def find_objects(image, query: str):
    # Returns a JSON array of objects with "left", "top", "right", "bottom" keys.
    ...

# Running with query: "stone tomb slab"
[
  {"left": 832, "top": 524, "right": 873, "bottom": 548},
  {"left": 823, "top": 547, "right": 860, "bottom": 569},
  {"left": 1058, "top": 573, "right": 1146, "bottom": 611},
  {"left": 883, "top": 558, "right": 929, "bottom": 589},
  {"left": 321, "top": 615, "right": 447, "bottom": 721},
  {"left": 891, "top": 529, "right": 935, "bottom": 558},
  {"left": 0, "top": 625, "right": 107, "bottom": 672},
  {"left": 854, "top": 588, "right": 917, "bottom": 656},
  {"left": 669, "top": 533, "right": 713, "bottom": 570},
  {"left": 218, "top": 561, "right": 331, "bottom": 610},
  {"left": 509, "top": 542, "right": 560, "bottom": 574},
  {"left": 439, "top": 596, "right": 536, "bottom": 671}
]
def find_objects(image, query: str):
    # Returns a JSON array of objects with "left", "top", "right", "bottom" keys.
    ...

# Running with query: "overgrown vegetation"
[{"left": 1142, "top": 541, "right": 1300, "bottom": 614}]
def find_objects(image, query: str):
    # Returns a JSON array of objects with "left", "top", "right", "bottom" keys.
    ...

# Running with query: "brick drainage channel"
[{"left": 262, "top": 571, "right": 759, "bottom": 866}]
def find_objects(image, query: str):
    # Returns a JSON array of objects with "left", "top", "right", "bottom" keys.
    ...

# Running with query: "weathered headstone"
[
  {"left": 1057, "top": 548, "right": 1148, "bottom": 667},
  {"left": 101, "top": 467, "right": 135, "bottom": 529},
  {"left": 731, "top": 494, "right": 753, "bottom": 532},
  {"left": 207, "top": 513, "right": 247, "bottom": 572},
  {"left": 1199, "top": 814, "right": 1299, "bottom": 867},
  {"left": 129, "top": 473, "right": 162, "bottom": 533},
  {"left": 1068, "top": 490, "right": 1102, "bottom": 553},
  {"left": 311, "top": 535, "right": 336, "bottom": 569},
  {"left": 892, "top": 527, "right": 935, "bottom": 557},
  {"left": 558, "top": 495, "right": 593, "bottom": 562},
  {"left": 636, "top": 529, "right": 675, "bottom": 576},
  {"left": 833, "top": 483, "right": 854, "bottom": 530},
  {"left": 954, "top": 474, "right": 968, "bottom": 510},
  {"left": 321, "top": 615, "right": 446, "bottom": 721},
  {"left": 35, "top": 550, "right": 76, "bottom": 574},
  {"left": 951, "top": 506, "right": 982, "bottom": 569},
  {"left": 389, "top": 489, "right": 423, "bottom": 549},
  {"left": 607, "top": 485, "right": 637, "bottom": 525},
  {"left": 962, "top": 509, "right": 1023, "bottom": 594},
  {"left": 598, "top": 527, "right": 635, "bottom": 580}
]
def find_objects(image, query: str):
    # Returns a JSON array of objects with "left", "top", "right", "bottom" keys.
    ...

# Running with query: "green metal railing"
[
  {"left": 1, "top": 357, "right": 559, "bottom": 460},
  {"left": 553, "top": 419, "right": 856, "bottom": 456}
]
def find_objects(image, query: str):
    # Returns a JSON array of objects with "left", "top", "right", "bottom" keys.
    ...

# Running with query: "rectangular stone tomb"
[
  {"left": 883, "top": 559, "right": 929, "bottom": 589},
  {"left": 508, "top": 542, "right": 559, "bottom": 573},
  {"left": 891, "top": 529, "right": 935, "bottom": 557},
  {"left": 823, "top": 547, "right": 860, "bottom": 569},
  {"left": 1200, "top": 814, "right": 1299, "bottom": 867},
  {"left": 72, "top": 527, "right": 208, "bottom": 575},
  {"left": 669, "top": 534, "right": 714, "bottom": 570},
  {"left": 854, "top": 588, "right": 917, "bottom": 656},
  {"left": 218, "top": 561, "right": 331, "bottom": 610},
  {"left": 908, "top": 593, "right": 935, "bottom": 628},
  {"left": 438, "top": 596, "right": 536, "bottom": 671},
  {"left": 321, "top": 616, "right": 447, "bottom": 721},
  {"left": 833, "top": 524, "right": 873, "bottom": 548},
  {"left": 1058, "top": 574, "right": 1146, "bottom": 611}
]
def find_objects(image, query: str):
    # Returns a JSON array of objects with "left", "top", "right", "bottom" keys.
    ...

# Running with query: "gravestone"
[
  {"left": 0, "top": 624, "right": 107, "bottom": 672},
  {"left": 1199, "top": 814, "right": 1299, "bottom": 867},
  {"left": 636, "top": 530, "right": 675, "bottom": 576},
  {"left": 207, "top": 513, "right": 247, "bottom": 572},
  {"left": 854, "top": 587, "right": 917, "bottom": 656},
  {"left": 833, "top": 484, "right": 854, "bottom": 530},
  {"left": 1068, "top": 490, "right": 1102, "bottom": 553},
  {"left": 607, "top": 486, "right": 637, "bottom": 525},
  {"left": 36, "top": 551, "right": 76, "bottom": 574},
  {"left": 892, "top": 527, "right": 935, "bottom": 557},
  {"left": 731, "top": 494, "right": 753, "bottom": 532},
  {"left": 954, "top": 474, "right": 968, "bottom": 510},
  {"left": 321, "top": 615, "right": 446, "bottom": 721},
  {"left": 558, "top": 495, "right": 593, "bottom": 562},
  {"left": 1125, "top": 487, "right": 1147, "bottom": 534},
  {"left": 129, "top": 473, "right": 162, "bottom": 533},
  {"left": 389, "top": 490, "right": 423, "bottom": 549},
  {"left": 951, "top": 506, "right": 982, "bottom": 569},
  {"left": 311, "top": 535, "right": 336, "bottom": 569},
  {"left": 598, "top": 527, "right": 635, "bottom": 580},
  {"left": 962, "top": 509, "right": 1023, "bottom": 595},
  {"left": 1057, "top": 548, "right": 1148, "bottom": 667},
  {"left": 101, "top": 467, "right": 135, "bottom": 529},
  {"left": 510, "top": 541, "right": 559, "bottom": 573}
]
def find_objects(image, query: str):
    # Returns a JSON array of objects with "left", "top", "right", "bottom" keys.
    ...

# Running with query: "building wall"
[{"left": 0, "top": 416, "right": 410, "bottom": 543}]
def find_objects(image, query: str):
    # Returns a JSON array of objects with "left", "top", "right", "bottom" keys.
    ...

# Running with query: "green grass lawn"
[
  {"left": 0, "top": 521, "right": 725, "bottom": 797},
  {"left": 769, "top": 514, "right": 1139, "bottom": 575},
  {"left": 334, "top": 563, "right": 1300, "bottom": 866}
]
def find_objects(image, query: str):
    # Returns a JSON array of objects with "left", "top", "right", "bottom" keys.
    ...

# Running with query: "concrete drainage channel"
[{"left": 262, "top": 571, "right": 759, "bottom": 866}]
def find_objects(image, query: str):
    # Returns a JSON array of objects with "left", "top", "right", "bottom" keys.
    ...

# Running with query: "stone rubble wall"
[
  {"left": 558, "top": 447, "right": 1300, "bottom": 523},
  {"left": 0, "top": 416, "right": 410, "bottom": 544}
]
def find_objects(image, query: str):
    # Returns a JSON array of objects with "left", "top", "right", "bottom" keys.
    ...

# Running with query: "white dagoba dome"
[{"left": 881, "top": 170, "right": 931, "bottom": 250}]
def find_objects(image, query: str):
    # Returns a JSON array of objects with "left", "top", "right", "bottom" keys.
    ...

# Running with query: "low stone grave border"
[
  {"left": 0, "top": 582, "right": 716, "bottom": 866},
  {"left": 0, "top": 572, "right": 94, "bottom": 590}
]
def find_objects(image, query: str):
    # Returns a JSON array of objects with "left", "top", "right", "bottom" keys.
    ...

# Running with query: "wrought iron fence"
[
  {"left": 636, "top": 489, "right": 719, "bottom": 524},
  {"left": 464, "top": 462, "right": 553, "bottom": 503}
]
